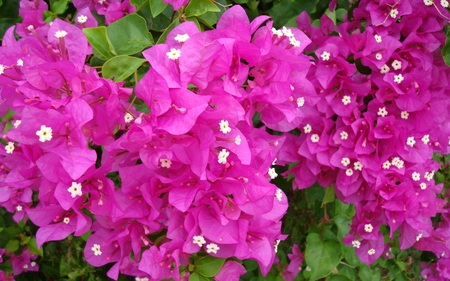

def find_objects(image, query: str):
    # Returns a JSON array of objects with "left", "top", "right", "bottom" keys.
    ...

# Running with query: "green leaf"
[
  {"left": 305, "top": 182, "right": 325, "bottom": 208},
  {"left": 131, "top": 0, "right": 147, "bottom": 6},
  {"left": 83, "top": 27, "right": 116, "bottom": 59},
  {"left": 305, "top": 233, "right": 342, "bottom": 281},
  {"left": 51, "top": 0, "right": 70, "bottom": 15},
  {"left": 358, "top": 264, "right": 378, "bottom": 281},
  {"left": 194, "top": 256, "right": 226, "bottom": 277},
  {"left": 102, "top": 55, "right": 146, "bottom": 82},
  {"left": 107, "top": 14, "right": 153, "bottom": 56},
  {"left": 185, "top": 0, "right": 220, "bottom": 17},
  {"left": 269, "top": 0, "right": 319, "bottom": 28},
  {"left": 156, "top": 18, "right": 180, "bottom": 44},
  {"left": 333, "top": 214, "right": 351, "bottom": 240},
  {"left": 189, "top": 272, "right": 210, "bottom": 281},
  {"left": 5, "top": 239, "right": 19, "bottom": 252},
  {"left": 328, "top": 275, "right": 352, "bottom": 281},
  {"left": 28, "top": 238, "right": 44, "bottom": 257},
  {"left": 443, "top": 29, "right": 450, "bottom": 67},
  {"left": 149, "top": 0, "right": 168, "bottom": 18},
  {"left": 322, "top": 185, "right": 335, "bottom": 206}
]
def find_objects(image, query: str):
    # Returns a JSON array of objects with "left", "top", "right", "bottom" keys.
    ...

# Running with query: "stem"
[
  {"left": 88, "top": 97, "right": 106, "bottom": 105},
  {"left": 319, "top": 204, "right": 327, "bottom": 239}
]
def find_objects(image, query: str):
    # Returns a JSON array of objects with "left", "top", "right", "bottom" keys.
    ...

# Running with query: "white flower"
[
  {"left": 368, "top": 248, "right": 376, "bottom": 255},
  {"left": 27, "top": 25, "right": 34, "bottom": 31},
  {"left": 68, "top": 182, "right": 82, "bottom": 198},
  {"left": 412, "top": 172, "right": 420, "bottom": 181},
  {"left": 160, "top": 158, "right": 172, "bottom": 168},
  {"left": 17, "top": 59, "right": 23, "bottom": 66},
  {"left": 54, "top": 30, "right": 68, "bottom": 38},
  {"left": 320, "top": 51, "right": 331, "bottom": 61},
  {"left": 377, "top": 107, "right": 388, "bottom": 117},
  {"left": 392, "top": 60, "right": 402, "bottom": 70},
  {"left": 401, "top": 111, "right": 409, "bottom": 119},
  {"left": 345, "top": 168, "right": 353, "bottom": 176},
  {"left": 63, "top": 217, "right": 70, "bottom": 224},
  {"left": 31, "top": 262, "right": 36, "bottom": 267},
  {"left": 0, "top": 64, "right": 4, "bottom": 75},
  {"left": 380, "top": 64, "right": 390, "bottom": 74},
  {"left": 193, "top": 235, "right": 206, "bottom": 247},
  {"left": 365, "top": 223, "right": 373, "bottom": 232},
  {"left": 16, "top": 205, "right": 22, "bottom": 212},
  {"left": 424, "top": 0, "right": 433, "bottom": 5},
  {"left": 420, "top": 182, "right": 427, "bottom": 190},
  {"left": 341, "top": 158, "right": 350, "bottom": 167},
  {"left": 375, "top": 53, "right": 382, "bottom": 60},
  {"left": 354, "top": 161, "right": 363, "bottom": 171},
  {"left": 36, "top": 125, "right": 53, "bottom": 142},
  {"left": 282, "top": 26, "right": 294, "bottom": 37},
  {"left": 374, "top": 34, "right": 382, "bottom": 43},
  {"left": 421, "top": 135, "right": 430, "bottom": 145},
  {"left": 174, "top": 34, "right": 190, "bottom": 42},
  {"left": 206, "top": 243, "right": 220, "bottom": 254},
  {"left": 235, "top": 135, "right": 242, "bottom": 145},
  {"left": 311, "top": 134, "right": 320, "bottom": 143},
  {"left": 98, "top": 0, "right": 106, "bottom": 4},
  {"left": 352, "top": 240, "right": 361, "bottom": 248},
  {"left": 23, "top": 264, "right": 28, "bottom": 269},
  {"left": 124, "top": 113, "right": 133, "bottom": 123},
  {"left": 425, "top": 171, "right": 435, "bottom": 181},
  {"left": 342, "top": 95, "right": 351, "bottom": 105},
  {"left": 274, "top": 239, "right": 280, "bottom": 253},
  {"left": 392, "top": 157, "right": 404, "bottom": 169},
  {"left": 306, "top": 266, "right": 311, "bottom": 271},
  {"left": 390, "top": 8, "right": 399, "bottom": 18},
  {"left": 218, "top": 149, "right": 230, "bottom": 164},
  {"left": 219, "top": 120, "right": 232, "bottom": 134},
  {"left": 91, "top": 244, "right": 102, "bottom": 256},
  {"left": 275, "top": 189, "right": 283, "bottom": 201},
  {"left": 166, "top": 48, "right": 181, "bottom": 60},
  {"left": 416, "top": 233, "right": 423, "bottom": 241},
  {"left": 5, "top": 142, "right": 14, "bottom": 154},
  {"left": 271, "top": 27, "right": 283, "bottom": 37},
  {"left": 340, "top": 131, "right": 348, "bottom": 140},
  {"left": 442, "top": 0, "right": 449, "bottom": 7},
  {"left": 394, "top": 73, "right": 404, "bottom": 84},
  {"left": 268, "top": 168, "right": 278, "bottom": 179},
  {"left": 297, "top": 97, "right": 305, "bottom": 107},
  {"left": 289, "top": 37, "right": 301, "bottom": 47},
  {"left": 77, "top": 15, "right": 88, "bottom": 23},
  {"left": 303, "top": 124, "right": 312, "bottom": 133},
  {"left": 406, "top": 136, "right": 416, "bottom": 147},
  {"left": 382, "top": 161, "right": 391, "bottom": 169}
]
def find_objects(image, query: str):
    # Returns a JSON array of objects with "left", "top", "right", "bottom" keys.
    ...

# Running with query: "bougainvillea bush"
[{"left": 0, "top": 0, "right": 450, "bottom": 280}]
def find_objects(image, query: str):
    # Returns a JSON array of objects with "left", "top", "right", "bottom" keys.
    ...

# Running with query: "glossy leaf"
[
  {"left": 102, "top": 55, "right": 146, "bottom": 82},
  {"left": 269, "top": 0, "right": 319, "bottom": 28},
  {"left": 194, "top": 256, "right": 226, "bottom": 277},
  {"left": 149, "top": 0, "right": 168, "bottom": 18},
  {"left": 83, "top": 27, "right": 116, "bottom": 59},
  {"left": 189, "top": 272, "right": 209, "bottom": 281},
  {"left": 156, "top": 18, "right": 180, "bottom": 44},
  {"left": 28, "top": 238, "right": 44, "bottom": 257},
  {"left": 185, "top": 0, "right": 220, "bottom": 17},
  {"left": 306, "top": 233, "right": 343, "bottom": 281}
]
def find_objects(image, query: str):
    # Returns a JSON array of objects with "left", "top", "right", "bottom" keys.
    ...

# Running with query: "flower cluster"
[{"left": 278, "top": 0, "right": 450, "bottom": 270}]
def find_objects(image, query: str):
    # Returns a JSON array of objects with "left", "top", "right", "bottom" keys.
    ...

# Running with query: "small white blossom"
[
  {"left": 219, "top": 120, "right": 232, "bottom": 134},
  {"left": 297, "top": 97, "right": 305, "bottom": 107},
  {"left": 63, "top": 217, "right": 70, "bottom": 224},
  {"left": 274, "top": 239, "right": 281, "bottom": 253},
  {"left": 345, "top": 168, "right": 353, "bottom": 176},
  {"left": 421, "top": 135, "right": 430, "bottom": 145},
  {"left": 392, "top": 157, "right": 404, "bottom": 169},
  {"left": 16, "top": 205, "right": 22, "bottom": 212},
  {"left": 342, "top": 95, "right": 351, "bottom": 105},
  {"left": 166, "top": 48, "right": 181, "bottom": 60},
  {"left": 0, "top": 64, "right": 4, "bottom": 75},
  {"left": 23, "top": 264, "right": 28, "bottom": 269},
  {"left": 235, "top": 135, "right": 242, "bottom": 145},
  {"left": 206, "top": 243, "right": 220, "bottom": 254},
  {"left": 352, "top": 240, "right": 361, "bottom": 248},
  {"left": 321, "top": 51, "right": 331, "bottom": 61},
  {"left": 68, "top": 182, "right": 82, "bottom": 198},
  {"left": 174, "top": 34, "right": 190, "bottom": 42},
  {"left": 77, "top": 15, "right": 88, "bottom": 23},
  {"left": 17, "top": 59, "right": 23, "bottom": 66},
  {"left": 380, "top": 64, "right": 390, "bottom": 74},
  {"left": 412, "top": 172, "right": 421, "bottom": 181},
  {"left": 289, "top": 37, "right": 301, "bottom": 47},
  {"left": 424, "top": 0, "right": 433, "bottom": 5},
  {"left": 281, "top": 26, "right": 294, "bottom": 37},
  {"left": 271, "top": 27, "right": 283, "bottom": 37},
  {"left": 374, "top": 34, "right": 382, "bottom": 43},
  {"left": 306, "top": 266, "right": 311, "bottom": 271},
  {"left": 91, "top": 244, "right": 102, "bottom": 256},
  {"left": 268, "top": 168, "right": 278, "bottom": 179},
  {"left": 218, "top": 149, "right": 230, "bottom": 164},
  {"left": 311, "top": 134, "right": 320, "bottom": 143},
  {"left": 378, "top": 107, "right": 388, "bottom": 117},
  {"left": 275, "top": 189, "right": 283, "bottom": 201},
  {"left": 420, "top": 182, "right": 427, "bottom": 190},
  {"left": 382, "top": 161, "right": 391, "bottom": 169},
  {"left": 375, "top": 53, "right": 382, "bottom": 60},
  {"left": 390, "top": 8, "right": 399, "bottom": 18},
  {"left": 441, "top": 0, "right": 449, "bottom": 7},
  {"left": 13, "top": 120, "right": 21, "bottom": 128},
  {"left": 340, "top": 131, "right": 348, "bottom": 140},
  {"left": 303, "top": 124, "right": 312, "bottom": 133},
  {"left": 406, "top": 136, "right": 416, "bottom": 147},
  {"left": 392, "top": 60, "right": 402, "bottom": 70},
  {"left": 365, "top": 223, "right": 373, "bottom": 232},
  {"left": 5, "top": 142, "right": 14, "bottom": 154},
  {"left": 416, "top": 233, "right": 423, "bottom": 241},
  {"left": 31, "top": 262, "right": 36, "bottom": 267},
  {"left": 124, "top": 113, "right": 133, "bottom": 123},
  {"left": 368, "top": 248, "right": 376, "bottom": 255},
  {"left": 394, "top": 73, "right": 404, "bottom": 84},
  {"left": 27, "top": 25, "right": 34, "bottom": 31},
  {"left": 425, "top": 171, "right": 435, "bottom": 181},
  {"left": 98, "top": 0, "right": 106, "bottom": 4},
  {"left": 341, "top": 158, "right": 350, "bottom": 167},
  {"left": 160, "top": 158, "right": 172, "bottom": 168},
  {"left": 36, "top": 125, "right": 53, "bottom": 142},
  {"left": 54, "top": 30, "right": 68, "bottom": 38},
  {"left": 401, "top": 111, "right": 409, "bottom": 119},
  {"left": 354, "top": 161, "right": 363, "bottom": 171},
  {"left": 193, "top": 235, "right": 206, "bottom": 247}
]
